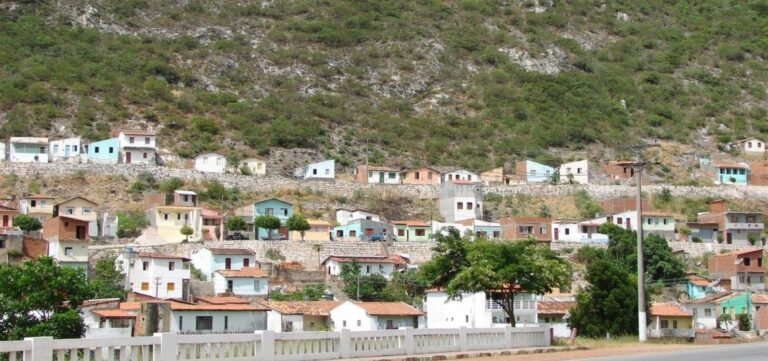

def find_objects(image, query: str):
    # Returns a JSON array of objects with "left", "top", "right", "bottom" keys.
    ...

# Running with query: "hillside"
[{"left": 2, "top": 0, "right": 768, "bottom": 171}]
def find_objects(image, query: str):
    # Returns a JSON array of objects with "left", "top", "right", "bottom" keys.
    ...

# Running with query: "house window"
[
  {"left": 539, "top": 226, "right": 546, "bottom": 235},
  {"left": 366, "top": 265, "right": 371, "bottom": 273},
  {"left": 129, "top": 137, "right": 135, "bottom": 144},
  {"left": 224, "top": 316, "right": 229, "bottom": 330},
  {"left": 282, "top": 208, "right": 289, "bottom": 216},
  {"left": 65, "top": 207, "right": 75, "bottom": 215},
  {"left": 141, "top": 282, "right": 149, "bottom": 291},
  {"left": 368, "top": 171, "right": 373, "bottom": 178},
  {"left": 143, "top": 152, "right": 148, "bottom": 159},
  {"left": 415, "top": 229, "right": 426, "bottom": 236},
  {"left": 227, "top": 280, "right": 233, "bottom": 291},
  {"left": 179, "top": 316, "right": 183, "bottom": 329},
  {"left": 467, "top": 203, "right": 473, "bottom": 210},
  {"left": 53, "top": 144, "right": 59, "bottom": 153},
  {"left": 94, "top": 146, "right": 100, "bottom": 153},
  {"left": 265, "top": 208, "right": 274, "bottom": 215},
  {"left": 457, "top": 202, "right": 463, "bottom": 210},
  {"left": 577, "top": 168, "right": 582, "bottom": 174},
  {"left": 705, "top": 308, "right": 712, "bottom": 317},
  {"left": 163, "top": 213, "right": 169, "bottom": 221},
  {"left": 244, "top": 258, "right": 250, "bottom": 268},
  {"left": 428, "top": 172, "right": 433, "bottom": 180},
  {"left": 108, "top": 147, "right": 114, "bottom": 153},
  {"left": 350, "top": 230, "right": 357, "bottom": 237},
  {"left": 749, "top": 142, "right": 753, "bottom": 148},
  {"left": 142, "top": 261, "right": 149, "bottom": 271},
  {"left": 493, "top": 231, "right": 500, "bottom": 238},
  {"left": 398, "top": 229, "right": 405, "bottom": 237},
  {"left": 663, "top": 218, "right": 667, "bottom": 225},
  {"left": 64, "top": 247, "right": 74, "bottom": 256},
  {"left": 744, "top": 258, "right": 751, "bottom": 266},
  {"left": 660, "top": 320, "right": 669, "bottom": 329},
  {"left": 565, "top": 228, "right": 570, "bottom": 235},
  {"left": 325, "top": 168, "right": 330, "bottom": 175},
  {"left": 647, "top": 218, "right": 652, "bottom": 225},
  {"left": 415, "top": 172, "right": 420, "bottom": 180},
  {"left": 388, "top": 172, "right": 396, "bottom": 179},
  {"left": 672, "top": 320, "right": 678, "bottom": 329},
  {"left": 254, "top": 279, "right": 261, "bottom": 290},
  {"left": 759, "top": 258, "right": 763, "bottom": 267},
  {"left": 82, "top": 208, "right": 91, "bottom": 215},
  {"left": 0, "top": 240, "right": 4, "bottom": 248},
  {"left": 357, "top": 320, "right": 362, "bottom": 327},
  {"left": 40, "top": 200, "right": 46, "bottom": 207},
  {"left": 145, "top": 137, "right": 150, "bottom": 144},
  {"left": 343, "top": 321, "right": 347, "bottom": 327},
  {"left": 225, "top": 258, "right": 232, "bottom": 270},
  {"left": 313, "top": 169, "right": 318, "bottom": 175},
  {"left": 169, "top": 262, "right": 175, "bottom": 271},
  {"left": 167, "top": 283, "right": 175, "bottom": 292},
  {"left": 196, "top": 316, "right": 213, "bottom": 331}
]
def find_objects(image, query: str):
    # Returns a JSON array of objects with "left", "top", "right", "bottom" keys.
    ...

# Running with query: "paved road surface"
[{"left": 577, "top": 342, "right": 768, "bottom": 361}]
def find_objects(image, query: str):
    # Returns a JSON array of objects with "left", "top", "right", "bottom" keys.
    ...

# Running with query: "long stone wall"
[{"left": 4, "top": 162, "right": 768, "bottom": 201}]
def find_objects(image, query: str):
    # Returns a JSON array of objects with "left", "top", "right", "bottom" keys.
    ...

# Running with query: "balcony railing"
[
  {"left": 726, "top": 222, "right": 764, "bottom": 230},
  {"left": 648, "top": 328, "right": 694, "bottom": 338},
  {"left": 485, "top": 299, "right": 534, "bottom": 310}
]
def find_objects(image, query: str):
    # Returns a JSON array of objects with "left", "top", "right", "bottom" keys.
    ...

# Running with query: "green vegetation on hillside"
[{"left": 3, "top": 1, "right": 768, "bottom": 169}]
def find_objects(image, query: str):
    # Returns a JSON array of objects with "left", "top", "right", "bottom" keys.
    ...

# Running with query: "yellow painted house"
[
  {"left": 145, "top": 190, "right": 203, "bottom": 243},
  {"left": 648, "top": 303, "right": 694, "bottom": 338}
]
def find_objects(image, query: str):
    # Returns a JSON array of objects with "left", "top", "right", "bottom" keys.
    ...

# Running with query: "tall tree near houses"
[
  {"left": 286, "top": 214, "right": 311, "bottom": 242},
  {"left": 255, "top": 215, "right": 281, "bottom": 240},
  {"left": 420, "top": 230, "right": 571, "bottom": 327}
]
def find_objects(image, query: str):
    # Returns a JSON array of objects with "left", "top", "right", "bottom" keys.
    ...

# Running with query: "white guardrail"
[{"left": 0, "top": 326, "right": 550, "bottom": 361}]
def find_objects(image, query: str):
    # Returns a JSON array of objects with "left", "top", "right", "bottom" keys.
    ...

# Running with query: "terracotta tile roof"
[
  {"left": 308, "top": 219, "right": 331, "bottom": 226},
  {"left": 537, "top": 301, "right": 575, "bottom": 315},
  {"left": 0, "top": 203, "right": 18, "bottom": 211},
  {"left": 208, "top": 248, "right": 256, "bottom": 256},
  {"left": 687, "top": 274, "right": 711, "bottom": 287},
  {"left": 258, "top": 300, "right": 341, "bottom": 316},
  {"left": 201, "top": 208, "right": 221, "bottom": 219},
  {"left": 55, "top": 196, "right": 98, "bottom": 207},
  {"left": 650, "top": 303, "right": 692, "bottom": 317},
  {"left": 353, "top": 302, "right": 424, "bottom": 316},
  {"left": 119, "top": 302, "right": 142, "bottom": 311},
  {"left": 686, "top": 292, "right": 738, "bottom": 305},
  {"left": 731, "top": 248, "right": 765, "bottom": 256},
  {"left": 197, "top": 296, "right": 251, "bottom": 305},
  {"left": 92, "top": 309, "right": 136, "bottom": 319},
  {"left": 57, "top": 215, "right": 91, "bottom": 223},
  {"left": 171, "top": 301, "right": 269, "bottom": 312},
  {"left": 22, "top": 236, "right": 48, "bottom": 259},
  {"left": 392, "top": 220, "right": 430, "bottom": 227},
  {"left": 137, "top": 252, "right": 190, "bottom": 261},
  {"left": 500, "top": 217, "right": 551, "bottom": 224},
  {"left": 363, "top": 165, "right": 399, "bottom": 172},
  {"left": 22, "top": 194, "right": 54, "bottom": 200},
  {"left": 752, "top": 293, "right": 768, "bottom": 304},
  {"left": 322, "top": 255, "right": 407, "bottom": 265},
  {"left": 216, "top": 267, "right": 268, "bottom": 278}
]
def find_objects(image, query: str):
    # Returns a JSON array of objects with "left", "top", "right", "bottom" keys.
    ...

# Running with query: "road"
[{"left": 576, "top": 342, "right": 768, "bottom": 361}]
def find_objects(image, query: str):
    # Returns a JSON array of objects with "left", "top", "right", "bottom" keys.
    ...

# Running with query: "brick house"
[
  {"left": 603, "top": 160, "right": 635, "bottom": 180},
  {"left": 400, "top": 166, "right": 442, "bottom": 185},
  {"left": 707, "top": 248, "right": 765, "bottom": 291},
  {"left": 499, "top": 217, "right": 551, "bottom": 242},
  {"left": 42, "top": 216, "right": 90, "bottom": 270}
]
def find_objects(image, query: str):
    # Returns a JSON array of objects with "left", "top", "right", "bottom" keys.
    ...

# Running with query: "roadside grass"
[{"left": 553, "top": 335, "right": 694, "bottom": 348}]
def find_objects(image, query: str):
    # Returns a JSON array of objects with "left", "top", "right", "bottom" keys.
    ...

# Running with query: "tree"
[
  {"left": 573, "top": 190, "right": 602, "bottom": 219},
  {"left": 311, "top": 243, "right": 323, "bottom": 269},
  {"left": 158, "top": 177, "right": 185, "bottom": 193},
  {"left": 90, "top": 256, "right": 126, "bottom": 300},
  {"left": 0, "top": 257, "right": 93, "bottom": 340},
  {"left": 599, "top": 224, "right": 685, "bottom": 282},
  {"left": 180, "top": 225, "right": 193, "bottom": 242},
  {"left": 226, "top": 217, "right": 247, "bottom": 232},
  {"left": 270, "top": 284, "right": 326, "bottom": 301},
  {"left": 568, "top": 257, "right": 642, "bottom": 337},
  {"left": 13, "top": 215, "right": 41, "bottom": 234},
  {"left": 117, "top": 211, "right": 149, "bottom": 238},
  {"left": 421, "top": 230, "right": 571, "bottom": 326},
  {"left": 255, "top": 215, "right": 281, "bottom": 239},
  {"left": 287, "top": 214, "right": 311, "bottom": 241},
  {"left": 340, "top": 261, "right": 389, "bottom": 301},
  {"left": 265, "top": 248, "right": 285, "bottom": 262}
]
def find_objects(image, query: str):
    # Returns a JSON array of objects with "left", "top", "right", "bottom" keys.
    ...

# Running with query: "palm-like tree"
[{"left": 311, "top": 243, "right": 323, "bottom": 270}]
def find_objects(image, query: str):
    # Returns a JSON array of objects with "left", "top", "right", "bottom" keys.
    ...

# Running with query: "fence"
[{"left": 0, "top": 326, "right": 549, "bottom": 361}]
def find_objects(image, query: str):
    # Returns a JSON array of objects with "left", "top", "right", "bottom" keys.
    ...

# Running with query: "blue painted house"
[
  {"left": 518, "top": 160, "right": 555, "bottom": 183},
  {"left": 686, "top": 274, "right": 713, "bottom": 300},
  {"left": 332, "top": 219, "right": 392, "bottom": 241},
  {"left": 86, "top": 138, "right": 119, "bottom": 164},
  {"left": 253, "top": 198, "right": 293, "bottom": 239},
  {"left": 714, "top": 162, "right": 749, "bottom": 185}
]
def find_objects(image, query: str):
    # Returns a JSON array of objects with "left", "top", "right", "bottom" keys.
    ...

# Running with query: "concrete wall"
[{"left": 171, "top": 310, "right": 266, "bottom": 333}]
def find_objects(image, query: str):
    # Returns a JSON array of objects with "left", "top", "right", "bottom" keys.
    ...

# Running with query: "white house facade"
[
  {"left": 194, "top": 153, "right": 227, "bottom": 173},
  {"left": 49, "top": 137, "right": 82, "bottom": 162},
  {"left": 335, "top": 208, "right": 381, "bottom": 225},
  {"left": 558, "top": 160, "right": 589, "bottom": 184},
  {"left": 117, "top": 130, "right": 156, "bottom": 164},
  {"left": 240, "top": 158, "right": 267, "bottom": 175},
  {"left": 329, "top": 301, "right": 424, "bottom": 331},
  {"left": 212, "top": 268, "right": 269, "bottom": 296},
  {"left": 441, "top": 169, "right": 479, "bottom": 183},
  {"left": 117, "top": 252, "right": 191, "bottom": 299},
  {"left": 170, "top": 298, "right": 268, "bottom": 334},
  {"left": 736, "top": 137, "right": 766, "bottom": 155},
  {"left": 9, "top": 137, "right": 49, "bottom": 163},
  {"left": 190, "top": 247, "right": 257, "bottom": 281},
  {"left": 424, "top": 290, "right": 538, "bottom": 328},
  {"left": 322, "top": 256, "right": 405, "bottom": 280},
  {"left": 295, "top": 159, "right": 335, "bottom": 180},
  {"left": 551, "top": 220, "right": 608, "bottom": 243}
]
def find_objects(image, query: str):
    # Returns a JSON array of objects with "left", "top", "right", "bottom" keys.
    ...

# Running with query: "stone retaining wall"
[{"left": 4, "top": 162, "right": 768, "bottom": 201}]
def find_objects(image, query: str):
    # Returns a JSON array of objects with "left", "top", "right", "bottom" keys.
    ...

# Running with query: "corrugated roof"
[
  {"left": 650, "top": 303, "right": 692, "bottom": 317},
  {"left": 208, "top": 248, "right": 256, "bottom": 256},
  {"left": 354, "top": 302, "right": 424, "bottom": 316},
  {"left": 686, "top": 292, "right": 737, "bottom": 305},
  {"left": 258, "top": 300, "right": 341, "bottom": 316},
  {"left": 392, "top": 220, "right": 430, "bottom": 227},
  {"left": 216, "top": 267, "right": 268, "bottom": 278}
]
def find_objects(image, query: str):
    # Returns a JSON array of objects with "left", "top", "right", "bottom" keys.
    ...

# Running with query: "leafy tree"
[
  {"left": 0, "top": 257, "right": 93, "bottom": 340},
  {"left": 421, "top": 230, "right": 571, "bottom": 326},
  {"left": 574, "top": 190, "right": 602, "bottom": 219},
  {"left": 158, "top": 177, "right": 185, "bottom": 193},
  {"left": 340, "top": 261, "right": 389, "bottom": 301},
  {"left": 265, "top": 248, "right": 286, "bottom": 262},
  {"left": 568, "top": 258, "right": 643, "bottom": 337},
  {"left": 199, "top": 181, "right": 241, "bottom": 204},
  {"left": 383, "top": 269, "right": 428, "bottom": 305},
  {"left": 180, "top": 225, "right": 193, "bottom": 242},
  {"left": 13, "top": 215, "right": 41, "bottom": 234},
  {"left": 117, "top": 211, "right": 149, "bottom": 238},
  {"left": 255, "top": 215, "right": 281, "bottom": 239},
  {"left": 311, "top": 243, "right": 323, "bottom": 269},
  {"left": 270, "top": 284, "right": 326, "bottom": 301},
  {"left": 286, "top": 214, "right": 311, "bottom": 241},
  {"left": 89, "top": 256, "right": 126, "bottom": 300},
  {"left": 226, "top": 217, "right": 247, "bottom": 232},
  {"left": 599, "top": 224, "right": 685, "bottom": 282}
]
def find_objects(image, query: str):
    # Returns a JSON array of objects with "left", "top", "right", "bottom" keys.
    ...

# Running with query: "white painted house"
[
  {"left": 213, "top": 267, "right": 269, "bottom": 296},
  {"left": 170, "top": 297, "right": 268, "bottom": 334},
  {"left": 424, "top": 290, "right": 538, "bottom": 328},
  {"left": 191, "top": 247, "right": 257, "bottom": 281},
  {"left": 295, "top": 159, "right": 335, "bottom": 180},
  {"left": 335, "top": 208, "right": 381, "bottom": 225},
  {"left": 322, "top": 255, "right": 407, "bottom": 280},
  {"left": 734, "top": 137, "right": 766, "bottom": 155},
  {"left": 117, "top": 252, "right": 191, "bottom": 300},
  {"left": 558, "top": 160, "right": 589, "bottom": 184},
  {"left": 260, "top": 300, "right": 341, "bottom": 332},
  {"left": 0, "top": 142, "right": 5, "bottom": 161},
  {"left": 329, "top": 301, "right": 424, "bottom": 331},
  {"left": 440, "top": 169, "right": 479, "bottom": 183},
  {"left": 9, "top": 137, "right": 48, "bottom": 163},
  {"left": 116, "top": 130, "right": 156, "bottom": 164},
  {"left": 439, "top": 181, "right": 483, "bottom": 223},
  {"left": 240, "top": 157, "right": 267, "bottom": 175},
  {"left": 49, "top": 137, "right": 82, "bottom": 162},
  {"left": 194, "top": 152, "right": 227, "bottom": 173},
  {"left": 551, "top": 220, "right": 608, "bottom": 243}
]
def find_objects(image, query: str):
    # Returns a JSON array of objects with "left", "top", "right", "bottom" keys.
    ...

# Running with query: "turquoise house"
[
  {"left": 719, "top": 292, "right": 751, "bottom": 324},
  {"left": 523, "top": 160, "right": 555, "bottom": 183},
  {"left": 332, "top": 219, "right": 392, "bottom": 241},
  {"left": 686, "top": 275, "right": 712, "bottom": 300},
  {"left": 86, "top": 138, "right": 119, "bottom": 164},
  {"left": 253, "top": 198, "right": 293, "bottom": 239},
  {"left": 714, "top": 163, "right": 749, "bottom": 185}
]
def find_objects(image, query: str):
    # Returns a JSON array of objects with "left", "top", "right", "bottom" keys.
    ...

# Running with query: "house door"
[
  {"left": 126, "top": 152, "right": 132, "bottom": 163},
  {"left": 727, "top": 233, "right": 733, "bottom": 244},
  {"left": 379, "top": 172, "right": 385, "bottom": 183},
  {"left": 626, "top": 218, "right": 631, "bottom": 231},
  {"left": 554, "top": 228, "right": 559, "bottom": 241},
  {"left": 365, "top": 228, "right": 374, "bottom": 236},
  {"left": 2, "top": 215, "right": 7, "bottom": 227},
  {"left": 225, "top": 258, "right": 232, "bottom": 270},
  {"left": 386, "top": 320, "right": 395, "bottom": 329},
  {"left": 76, "top": 226, "right": 86, "bottom": 240}
]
